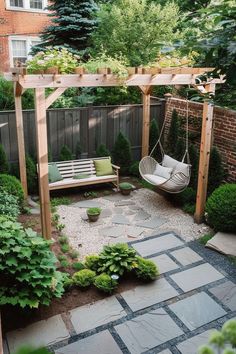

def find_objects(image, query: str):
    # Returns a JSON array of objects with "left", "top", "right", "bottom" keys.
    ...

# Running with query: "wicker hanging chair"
[{"left": 139, "top": 96, "right": 191, "bottom": 194}]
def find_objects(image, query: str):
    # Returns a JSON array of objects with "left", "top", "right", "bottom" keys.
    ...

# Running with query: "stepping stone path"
[
  {"left": 136, "top": 216, "right": 167, "bottom": 229},
  {"left": 5, "top": 233, "right": 236, "bottom": 354},
  {"left": 72, "top": 200, "right": 103, "bottom": 208},
  {"left": 112, "top": 214, "right": 131, "bottom": 225}
]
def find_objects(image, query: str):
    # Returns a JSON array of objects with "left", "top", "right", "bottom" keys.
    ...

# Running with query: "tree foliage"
[
  {"left": 112, "top": 132, "right": 132, "bottom": 175},
  {"left": 92, "top": 0, "right": 179, "bottom": 66}
]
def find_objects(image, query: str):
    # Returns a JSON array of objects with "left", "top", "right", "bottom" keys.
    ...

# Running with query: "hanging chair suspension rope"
[{"left": 182, "top": 88, "right": 190, "bottom": 164}]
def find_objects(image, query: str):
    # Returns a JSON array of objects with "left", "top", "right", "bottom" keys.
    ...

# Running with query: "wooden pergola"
[{"left": 5, "top": 67, "right": 224, "bottom": 239}]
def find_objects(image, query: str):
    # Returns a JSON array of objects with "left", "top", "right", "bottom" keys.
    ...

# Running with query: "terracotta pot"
[
  {"left": 120, "top": 188, "right": 132, "bottom": 196},
  {"left": 87, "top": 213, "right": 100, "bottom": 222},
  {"left": 45, "top": 67, "right": 59, "bottom": 74}
]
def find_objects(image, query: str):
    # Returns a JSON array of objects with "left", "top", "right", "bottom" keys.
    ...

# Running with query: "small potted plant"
[
  {"left": 119, "top": 182, "right": 133, "bottom": 196},
  {"left": 87, "top": 207, "right": 102, "bottom": 222}
]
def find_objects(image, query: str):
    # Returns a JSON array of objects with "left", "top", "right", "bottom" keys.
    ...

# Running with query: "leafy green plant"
[
  {"left": 56, "top": 223, "right": 65, "bottom": 232},
  {"left": 85, "top": 254, "right": 100, "bottom": 271},
  {"left": 206, "top": 184, "right": 236, "bottom": 232},
  {"left": 51, "top": 197, "right": 71, "bottom": 208},
  {"left": 69, "top": 250, "right": 79, "bottom": 259},
  {"left": 0, "top": 144, "right": 9, "bottom": 173},
  {"left": 57, "top": 254, "right": 67, "bottom": 262},
  {"left": 149, "top": 119, "right": 160, "bottom": 159},
  {"left": 208, "top": 147, "right": 225, "bottom": 196},
  {"left": 119, "top": 182, "right": 133, "bottom": 190},
  {"left": 27, "top": 48, "right": 78, "bottom": 73},
  {"left": 166, "top": 109, "right": 179, "bottom": 157},
  {"left": 182, "top": 203, "right": 195, "bottom": 215},
  {"left": 52, "top": 213, "right": 60, "bottom": 225},
  {"left": 94, "top": 273, "right": 118, "bottom": 293},
  {"left": 129, "top": 161, "right": 140, "bottom": 177},
  {"left": 59, "top": 145, "right": 74, "bottom": 161},
  {"left": 135, "top": 257, "right": 159, "bottom": 281},
  {"left": 96, "top": 144, "right": 111, "bottom": 157},
  {"left": 189, "top": 144, "right": 199, "bottom": 189},
  {"left": 72, "top": 269, "right": 96, "bottom": 287},
  {"left": 0, "top": 174, "right": 24, "bottom": 207},
  {"left": 84, "top": 52, "right": 128, "bottom": 78},
  {"left": 0, "top": 216, "right": 66, "bottom": 308},
  {"left": 26, "top": 155, "right": 38, "bottom": 194},
  {"left": 87, "top": 207, "right": 101, "bottom": 215},
  {"left": 98, "top": 243, "right": 138, "bottom": 276},
  {"left": 112, "top": 132, "right": 132, "bottom": 175},
  {"left": 60, "top": 260, "right": 70, "bottom": 268},
  {"left": 61, "top": 243, "right": 70, "bottom": 253},
  {"left": 58, "top": 235, "right": 69, "bottom": 245},
  {"left": 199, "top": 233, "right": 214, "bottom": 246},
  {"left": 0, "top": 190, "right": 20, "bottom": 218},
  {"left": 198, "top": 319, "right": 236, "bottom": 353},
  {"left": 72, "top": 262, "right": 85, "bottom": 271},
  {"left": 13, "top": 346, "right": 51, "bottom": 354},
  {"left": 84, "top": 191, "right": 98, "bottom": 198}
]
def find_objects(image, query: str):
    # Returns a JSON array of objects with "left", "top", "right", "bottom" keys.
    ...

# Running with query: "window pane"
[
  {"left": 10, "top": 0, "right": 23, "bottom": 7},
  {"left": 30, "top": 0, "right": 43, "bottom": 9},
  {"left": 12, "top": 40, "right": 27, "bottom": 57},
  {"left": 13, "top": 57, "right": 27, "bottom": 66}
]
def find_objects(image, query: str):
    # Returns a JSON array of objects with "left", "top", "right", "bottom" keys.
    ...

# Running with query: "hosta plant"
[
  {"left": 0, "top": 216, "right": 66, "bottom": 308},
  {"left": 97, "top": 243, "right": 138, "bottom": 276}
]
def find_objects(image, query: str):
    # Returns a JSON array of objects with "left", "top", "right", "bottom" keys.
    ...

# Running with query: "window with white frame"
[
  {"left": 9, "top": 37, "right": 41, "bottom": 66},
  {"left": 6, "top": 0, "right": 47, "bottom": 11}
]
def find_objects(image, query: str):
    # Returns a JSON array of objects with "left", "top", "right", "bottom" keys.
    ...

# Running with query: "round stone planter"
[
  {"left": 120, "top": 188, "right": 132, "bottom": 196},
  {"left": 87, "top": 213, "right": 100, "bottom": 222}
]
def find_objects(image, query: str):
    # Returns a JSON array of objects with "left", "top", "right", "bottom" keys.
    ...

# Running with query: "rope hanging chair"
[{"left": 139, "top": 94, "right": 191, "bottom": 194}]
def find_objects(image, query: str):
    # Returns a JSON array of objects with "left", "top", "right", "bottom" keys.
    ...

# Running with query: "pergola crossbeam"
[{"left": 45, "top": 87, "right": 67, "bottom": 109}]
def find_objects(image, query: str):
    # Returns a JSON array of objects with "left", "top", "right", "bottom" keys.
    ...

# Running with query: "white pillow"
[
  {"left": 162, "top": 154, "right": 179, "bottom": 168},
  {"left": 153, "top": 164, "right": 173, "bottom": 179},
  {"left": 162, "top": 154, "right": 189, "bottom": 177}
]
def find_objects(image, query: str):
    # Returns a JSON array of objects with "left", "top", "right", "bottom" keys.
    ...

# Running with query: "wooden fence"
[{"left": 0, "top": 102, "right": 165, "bottom": 163}]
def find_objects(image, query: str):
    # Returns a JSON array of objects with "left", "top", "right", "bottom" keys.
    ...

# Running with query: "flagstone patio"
[{"left": 5, "top": 233, "right": 236, "bottom": 354}]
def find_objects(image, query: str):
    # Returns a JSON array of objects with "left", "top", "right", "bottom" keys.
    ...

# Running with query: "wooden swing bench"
[{"left": 48, "top": 157, "right": 120, "bottom": 191}]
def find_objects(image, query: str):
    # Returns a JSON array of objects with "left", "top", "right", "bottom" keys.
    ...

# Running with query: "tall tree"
[
  {"left": 34, "top": 0, "right": 98, "bottom": 55},
  {"left": 92, "top": 0, "right": 179, "bottom": 66}
]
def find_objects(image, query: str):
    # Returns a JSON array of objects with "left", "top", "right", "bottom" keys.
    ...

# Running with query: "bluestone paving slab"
[
  {"left": 115, "top": 308, "right": 183, "bottom": 354},
  {"left": 170, "top": 247, "right": 203, "bottom": 266},
  {"left": 177, "top": 329, "right": 214, "bottom": 354},
  {"left": 170, "top": 263, "right": 224, "bottom": 292},
  {"left": 55, "top": 330, "right": 122, "bottom": 354},
  {"left": 72, "top": 200, "right": 103, "bottom": 208},
  {"left": 132, "top": 234, "right": 184, "bottom": 257},
  {"left": 99, "top": 226, "right": 125, "bottom": 238},
  {"left": 100, "top": 208, "right": 112, "bottom": 218},
  {"left": 149, "top": 254, "right": 179, "bottom": 274},
  {"left": 121, "top": 278, "right": 179, "bottom": 312},
  {"left": 136, "top": 217, "right": 167, "bottom": 229},
  {"left": 103, "top": 194, "right": 132, "bottom": 202},
  {"left": 115, "top": 201, "right": 135, "bottom": 206},
  {"left": 209, "top": 280, "right": 236, "bottom": 311},
  {"left": 169, "top": 292, "right": 226, "bottom": 330},
  {"left": 6, "top": 315, "right": 69, "bottom": 353},
  {"left": 69, "top": 296, "right": 126, "bottom": 334},
  {"left": 133, "top": 210, "right": 150, "bottom": 221},
  {"left": 112, "top": 214, "right": 131, "bottom": 225},
  {"left": 206, "top": 232, "right": 236, "bottom": 257},
  {"left": 127, "top": 226, "right": 145, "bottom": 238},
  {"left": 158, "top": 350, "right": 172, "bottom": 354},
  {"left": 113, "top": 207, "right": 124, "bottom": 214}
]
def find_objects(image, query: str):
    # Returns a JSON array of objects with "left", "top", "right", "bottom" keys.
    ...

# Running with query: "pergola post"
[
  {"left": 194, "top": 84, "right": 215, "bottom": 223},
  {"left": 34, "top": 88, "right": 51, "bottom": 239},
  {"left": 14, "top": 83, "right": 28, "bottom": 199},
  {"left": 140, "top": 86, "right": 152, "bottom": 158}
]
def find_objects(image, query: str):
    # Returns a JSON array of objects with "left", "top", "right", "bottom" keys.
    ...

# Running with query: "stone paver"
[
  {"left": 132, "top": 234, "right": 184, "bottom": 257},
  {"left": 170, "top": 263, "right": 224, "bottom": 292},
  {"left": 69, "top": 297, "right": 126, "bottom": 334},
  {"left": 115, "top": 201, "right": 135, "bottom": 206},
  {"left": 127, "top": 226, "right": 145, "bottom": 238},
  {"left": 55, "top": 330, "right": 122, "bottom": 354},
  {"left": 103, "top": 194, "right": 132, "bottom": 202},
  {"left": 159, "top": 350, "right": 172, "bottom": 354},
  {"left": 72, "top": 200, "right": 103, "bottom": 208},
  {"left": 209, "top": 280, "right": 236, "bottom": 311},
  {"left": 169, "top": 292, "right": 226, "bottom": 330},
  {"left": 115, "top": 309, "right": 183, "bottom": 354},
  {"left": 6, "top": 315, "right": 69, "bottom": 353},
  {"left": 121, "top": 278, "right": 178, "bottom": 312},
  {"left": 100, "top": 208, "right": 112, "bottom": 218},
  {"left": 99, "top": 226, "right": 125, "bottom": 238},
  {"left": 112, "top": 214, "right": 131, "bottom": 225},
  {"left": 177, "top": 329, "right": 213, "bottom": 354},
  {"left": 171, "top": 247, "right": 203, "bottom": 266},
  {"left": 150, "top": 254, "right": 179, "bottom": 274},
  {"left": 136, "top": 217, "right": 167, "bottom": 229},
  {"left": 133, "top": 210, "right": 150, "bottom": 221},
  {"left": 113, "top": 207, "right": 124, "bottom": 214},
  {"left": 206, "top": 232, "right": 236, "bottom": 257}
]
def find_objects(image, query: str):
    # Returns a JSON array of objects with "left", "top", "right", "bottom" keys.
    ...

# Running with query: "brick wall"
[
  {"left": 165, "top": 97, "right": 236, "bottom": 182},
  {"left": 0, "top": 1, "right": 51, "bottom": 72}
]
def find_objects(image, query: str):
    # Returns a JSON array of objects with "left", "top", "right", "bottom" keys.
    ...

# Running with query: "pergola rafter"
[{"left": 5, "top": 67, "right": 224, "bottom": 239}]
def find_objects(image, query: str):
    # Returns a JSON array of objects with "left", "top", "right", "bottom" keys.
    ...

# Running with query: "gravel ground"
[{"left": 57, "top": 188, "right": 211, "bottom": 259}]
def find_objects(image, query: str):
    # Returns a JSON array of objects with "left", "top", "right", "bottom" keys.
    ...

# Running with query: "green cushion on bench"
[
  {"left": 94, "top": 158, "right": 114, "bottom": 177},
  {"left": 48, "top": 163, "right": 63, "bottom": 183}
]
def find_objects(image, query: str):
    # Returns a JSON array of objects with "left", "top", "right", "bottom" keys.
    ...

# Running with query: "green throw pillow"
[
  {"left": 94, "top": 158, "right": 114, "bottom": 177},
  {"left": 48, "top": 164, "right": 63, "bottom": 183},
  {"left": 73, "top": 173, "right": 91, "bottom": 179}
]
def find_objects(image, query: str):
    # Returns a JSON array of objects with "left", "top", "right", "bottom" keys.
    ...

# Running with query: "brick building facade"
[
  {"left": 165, "top": 97, "right": 236, "bottom": 182},
  {"left": 0, "top": 0, "right": 51, "bottom": 72}
]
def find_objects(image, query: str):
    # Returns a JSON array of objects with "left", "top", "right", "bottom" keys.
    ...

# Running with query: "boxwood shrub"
[
  {"left": 0, "top": 216, "right": 66, "bottom": 308},
  {"left": 206, "top": 183, "right": 236, "bottom": 232},
  {"left": 0, "top": 174, "right": 24, "bottom": 207}
]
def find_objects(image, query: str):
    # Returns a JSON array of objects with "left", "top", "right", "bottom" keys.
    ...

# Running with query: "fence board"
[{"left": 0, "top": 103, "right": 164, "bottom": 164}]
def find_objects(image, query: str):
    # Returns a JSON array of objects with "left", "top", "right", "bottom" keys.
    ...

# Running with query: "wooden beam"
[
  {"left": 14, "top": 83, "right": 28, "bottom": 199},
  {"left": 194, "top": 84, "right": 216, "bottom": 224},
  {"left": 141, "top": 86, "right": 152, "bottom": 158},
  {"left": 45, "top": 87, "right": 66, "bottom": 109},
  {"left": 34, "top": 88, "right": 51, "bottom": 239}
]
